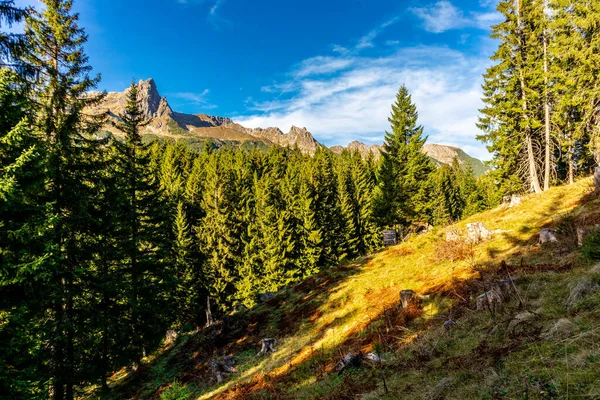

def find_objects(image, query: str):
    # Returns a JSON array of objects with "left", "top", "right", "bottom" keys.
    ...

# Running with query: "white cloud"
[
  {"left": 234, "top": 46, "right": 492, "bottom": 160},
  {"left": 410, "top": 1, "right": 501, "bottom": 33}
]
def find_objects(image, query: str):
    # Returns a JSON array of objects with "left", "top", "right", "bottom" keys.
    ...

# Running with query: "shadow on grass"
[{"left": 105, "top": 182, "right": 600, "bottom": 400}]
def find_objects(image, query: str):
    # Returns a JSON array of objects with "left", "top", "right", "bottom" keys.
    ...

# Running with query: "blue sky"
[{"left": 13, "top": 0, "right": 501, "bottom": 159}]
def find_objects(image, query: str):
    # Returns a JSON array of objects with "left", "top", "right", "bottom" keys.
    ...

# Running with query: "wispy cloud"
[
  {"left": 208, "top": 0, "right": 231, "bottom": 29},
  {"left": 410, "top": 1, "right": 501, "bottom": 33},
  {"left": 235, "top": 45, "right": 493, "bottom": 160},
  {"left": 168, "top": 89, "right": 218, "bottom": 109}
]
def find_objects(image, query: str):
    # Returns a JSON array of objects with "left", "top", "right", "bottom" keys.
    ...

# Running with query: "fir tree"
[{"left": 373, "top": 85, "right": 434, "bottom": 232}]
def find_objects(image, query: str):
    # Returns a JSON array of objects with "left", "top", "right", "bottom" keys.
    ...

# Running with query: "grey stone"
[
  {"left": 258, "top": 338, "right": 277, "bottom": 355},
  {"left": 539, "top": 228, "right": 558, "bottom": 244},
  {"left": 566, "top": 279, "right": 600, "bottom": 307},
  {"left": 507, "top": 311, "right": 538, "bottom": 336},
  {"left": 467, "top": 222, "right": 492, "bottom": 243},
  {"left": 400, "top": 290, "right": 416, "bottom": 309}
]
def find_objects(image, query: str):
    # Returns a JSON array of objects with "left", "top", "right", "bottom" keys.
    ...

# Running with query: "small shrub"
[
  {"left": 160, "top": 381, "right": 191, "bottom": 400},
  {"left": 581, "top": 230, "right": 600, "bottom": 261},
  {"left": 436, "top": 238, "right": 475, "bottom": 262}
]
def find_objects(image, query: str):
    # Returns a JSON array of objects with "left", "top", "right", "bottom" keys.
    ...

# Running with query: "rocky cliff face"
[
  {"left": 331, "top": 141, "right": 488, "bottom": 176},
  {"left": 90, "top": 78, "right": 487, "bottom": 171}
]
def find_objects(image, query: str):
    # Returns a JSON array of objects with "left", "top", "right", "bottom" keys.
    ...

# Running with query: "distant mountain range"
[{"left": 90, "top": 79, "right": 489, "bottom": 176}]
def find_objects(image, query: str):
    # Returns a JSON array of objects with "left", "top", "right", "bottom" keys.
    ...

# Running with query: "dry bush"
[{"left": 436, "top": 238, "right": 475, "bottom": 262}]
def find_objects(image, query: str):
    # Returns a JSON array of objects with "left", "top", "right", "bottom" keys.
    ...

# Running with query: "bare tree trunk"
[
  {"left": 543, "top": 28, "right": 551, "bottom": 191},
  {"left": 517, "top": 0, "right": 542, "bottom": 193},
  {"left": 206, "top": 296, "right": 213, "bottom": 327},
  {"left": 568, "top": 145, "right": 574, "bottom": 185}
]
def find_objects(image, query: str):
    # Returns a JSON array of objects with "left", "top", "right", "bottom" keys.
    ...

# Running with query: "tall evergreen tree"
[
  {"left": 112, "top": 82, "right": 171, "bottom": 369},
  {"left": 23, "top": 1, "right": 108, "bottom": 397},
  {"left": 373, "top": 85, "right": 434, "bottom": 232}
]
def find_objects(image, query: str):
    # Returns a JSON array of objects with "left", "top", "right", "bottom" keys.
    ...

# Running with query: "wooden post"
[
  {"left": 400, "top": 290, "right": 415, "bottom": 309},
  {"left": 383, "top": 230, "right": 397, "bottom": 246}
]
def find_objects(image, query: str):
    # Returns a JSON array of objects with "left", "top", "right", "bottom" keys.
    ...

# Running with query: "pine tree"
[
  {"left": 23, "top": 1, "right": 108, "bottom": 397},
  {"left": 373, "top": 85, "right": 434, "bottom": 232},
  {"left": 112, "top": 82, "right": 171, "bottom": 369},
  {"left": 0, "top": 68, "right": 48, "bottom": 398}
]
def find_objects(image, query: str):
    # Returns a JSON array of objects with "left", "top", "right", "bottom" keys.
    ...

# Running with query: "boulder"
[
  {"left": 539, "top": 228, "right": 558, "bottom": 244},
  {"left": 258, "top": 338, "right": 277, "bottom": 355},
  {"left": 507, "top": 311, "right": 539, "bottom": 336},
  {"left": 335, "top": 352, "right": 363, "bottom": 375},
  {"left": 210, "top": 356, "right": 237, "bottom": 383},
  {"left": 509, "top": 194, "right": 522, "bottom": 208},
  {"left": 400, "top": 290, "right": 416, "bottom": 309},
  {"left": 566, "top": 279, "right": 600, "bottom": 307},
  {"left": 466, "top": 222, "right": 492, "bottom": 243},
  {"left": 259, "top": 292, "right": 275, "bottom": 302},
  {"left": 164, "top": 329, "right": 178, "bottom": 346},
  {"left": 541, "top": 319, "right": 575, "bottom": 340},
  {"left": 594, "top": 166, "right": 600, "bottom": 190}
]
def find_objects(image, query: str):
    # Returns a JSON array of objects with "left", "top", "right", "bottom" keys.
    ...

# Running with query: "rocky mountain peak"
[{"left": 136, "top": 78, "right": 164, "bottom": 119}]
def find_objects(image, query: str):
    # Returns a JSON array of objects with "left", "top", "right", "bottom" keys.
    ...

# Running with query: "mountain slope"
[
  {"left": 90, "top": 79, "right": 487, "bottom": 168},
  {"left": 330, "top": 141, "right": 489, "bottom": 177},
  {"left": 96, "top": 178, "right": 600, "bottom": 400}
]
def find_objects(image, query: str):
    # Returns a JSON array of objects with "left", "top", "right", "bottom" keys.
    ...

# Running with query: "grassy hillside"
[{"left": 93, "top": 178, "right": 600, "bottom": 400}]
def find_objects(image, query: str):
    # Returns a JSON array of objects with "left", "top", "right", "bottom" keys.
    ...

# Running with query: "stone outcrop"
[
  {"left": 466, "top": 222, "right": 492, "bottom": 243},
  {"left": 539, "top": 228, "right": 558, "bottom": 244},
  {"left": 210, "top": 356, "right": 237, "bottom": 383}
]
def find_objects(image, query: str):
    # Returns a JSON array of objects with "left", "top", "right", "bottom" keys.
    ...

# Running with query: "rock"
[
  {"left": 259, "top": 292, "right": 275, "bottom": 302},
  {"left": 364, "top": 352, "right": 385, "bottom": 364},
  {"left": 443, "top": 319, "right": 457, "bottom": 331},
  {"left": 476, "top": 290, "right": 503, "bottom": 311},
  {"left": 164, "top": 329, "right": 178, "bottom": 346},
  {"left": 541, "top": 319, "right": 575, "bottom": 340},
  {"left": 502, "top": 195, "right": 512, "bottom": 205},
  {"left": 507, "top": 311, "right": 539, "bottom": 336},
  {"left": 210, "top": 356, "right": 237, "bottom": 383},
  {"left": 466, "top": 222, "right": 492, "bottom": 243},
  {"left": 445, "top": 229, "right": 461, "bottom": 242},
  {"left": 400, "top": 290, "right": 416, "bottom": 309},
  {"left": 509, "top": 194, "right": 522, "bottom": 207},
  {"left": 258, "top": 338, "right": 277, "bottom": 355},
  {"left": 566, "top": 279, "right": 600, "bottom": 307},
  {"left": 539, "top": 228, "right": 558, "bottom": 244},
  {"left": 576, "top": 225, "right": 600, "bottom": 247},
  {"left": 335, "top": 352, "right": 363, "bottom": 375},
  {"left": 594, "top": 166, "right": 600, "bottom": 190}
]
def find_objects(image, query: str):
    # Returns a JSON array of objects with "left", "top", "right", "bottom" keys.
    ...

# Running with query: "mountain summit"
[{"left": 90, "top": 79, "right": 487, "bottom": 172}]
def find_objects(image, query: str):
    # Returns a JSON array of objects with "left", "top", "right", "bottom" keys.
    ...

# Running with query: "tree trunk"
[
  {"left": 517, "top": 0, "right": 542, "bottom": 193},
  {"left": 543, "top": 29, "right": 551, "bottom": 191},
  {"left": 568, "top": 145, "right": 574, "bottom": 185},
  {"left": 206, "top": 296, "right": 214, "bottom": 326}
]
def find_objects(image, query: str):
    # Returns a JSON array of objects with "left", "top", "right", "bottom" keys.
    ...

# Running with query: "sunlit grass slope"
[{"left": 99, "top": 177, "right": 600, "bottom": 400}]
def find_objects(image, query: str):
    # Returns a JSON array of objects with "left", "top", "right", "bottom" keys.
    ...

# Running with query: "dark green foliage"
[
  {"left": 373, "top": 85, "right": 435, "bottom": 232},
  {"left": 581, "top": 230, "right": 600, "bottom": 261}
]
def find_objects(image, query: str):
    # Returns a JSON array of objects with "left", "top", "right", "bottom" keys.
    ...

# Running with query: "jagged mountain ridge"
[{"left": 91, "top": 79, "right": 487, "bottom": 172}]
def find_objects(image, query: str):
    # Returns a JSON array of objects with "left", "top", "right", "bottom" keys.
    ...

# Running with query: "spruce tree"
[
  {"left": 23, "top": 1, "right": 108, "bottom": 397},
  {"left": 373, "top": 85, "right": 434, "bottom": 232},
  {"left": 112, "top": 82, "right": 171, "bottom": 368}
]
